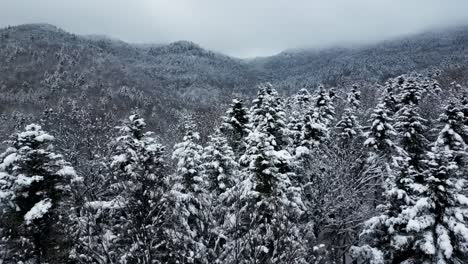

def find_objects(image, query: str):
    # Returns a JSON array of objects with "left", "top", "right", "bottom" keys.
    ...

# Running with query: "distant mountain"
[
  {"left": 0, "top": 24, "right": 262, "bottom": 143},
  {"left": 254, "top": 26, "right": 468, "bottom": 89},
  {"left": 0, "top": 23, "right": 259, "bottom": 99},
  {"left": 1, "top": 23, "right": 468, "bottom": 143}
]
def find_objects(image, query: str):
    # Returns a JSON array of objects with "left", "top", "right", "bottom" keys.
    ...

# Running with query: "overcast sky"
[{"left": 1, "top": 0, "right": 468, "bottom": 57}]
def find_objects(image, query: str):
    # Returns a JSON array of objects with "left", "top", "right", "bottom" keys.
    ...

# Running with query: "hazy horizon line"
[{"left": 3, "top": 22, "right": 468, "bottom": 59}]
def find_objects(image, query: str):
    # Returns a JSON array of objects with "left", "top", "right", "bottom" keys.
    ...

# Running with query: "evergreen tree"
[
  {"left": 202, "top": 130, "right": 239, "bottom": 197},
  {"left": 461, "top": 96, "right": 468, "bottom": 127},
  {"left": 221, "top": 85, "right": 306, "bottom": 263},
  {"left": 328, "top": 87, "right": 337, "bottom": 100},
  {"left": 289, "top": 88, "right": 313, "bottom": 147},
  {"left": 336, "top": 87, "right": 363, "bottom": 143},
  {"left": 0, "top": 124, "right": 80, "bottom": 263},
  {"left": 294, "top": 88, "right": 313, "bottom": 108},
  {"left": 314, "top": 85, "right": 335, "bottom": 126},
  {"left": 401, "top": 135, "right": 468, "bottom": 263},
  {"left": 349, "top": 84, "right": 361, "bottom": 110},
  {"left": 220, "top": 99, "right": 250, "bottom": 155},
  {"left": 109, "top": 114, "right": 169, "bottom": 263},
  {"left": 351, "top": 158, "right": 421, "bottom": 264},
  {"left": 381, "top": 84, "right": 399, "bottom": 115},
  {"left": 249, "top": 83, "right": 290, "bottom": 149},
  {"left": 394, "top": 104, "right": 429, "bottom": 170},
  {"left": 364, "top": 103, "right": 399, "bottom": 160},
  {"left": 201, "top": 130, "right": 239, "bottom": 260},
  {"left": 222, "top": 129, "right": 305, "bottom": 263},
  {"left": 336, "top": 108, "right": 362, "bottom": 142},
  {"left": 435, "top": 102, "right": 467, "bottom": 166},
  {"left": 167, "top": 119, "right": 209, "bottom": 263},
  {"left": 398, "top": 79, "right": 424, "bottom": 106},
  {"left": 297, "top": 107, "right": 328, "bottom": 155}
]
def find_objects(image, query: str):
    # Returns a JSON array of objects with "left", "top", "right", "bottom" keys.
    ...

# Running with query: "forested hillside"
[
  {"left": 1, "top": 24, "right": 468, "bottom": 145},
  {"left": 0, "top": 24, "right": 468, "bottom": 263}
]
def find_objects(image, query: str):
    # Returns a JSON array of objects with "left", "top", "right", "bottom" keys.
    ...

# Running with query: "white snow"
[
  {"left": 15, "top": 174, "right": 43, "bottom": 186},
  {"left": 436, "top": 225, "right": 453, "bottom": 259},
  {"left": 57, "top": 166, "right": 77, "bottom": 177},
  {"left": 0, "top": 153, "right": 18, "bottom": 169},
  {"left": 24, "top": 199, "right": 53, "bottom": 224}
]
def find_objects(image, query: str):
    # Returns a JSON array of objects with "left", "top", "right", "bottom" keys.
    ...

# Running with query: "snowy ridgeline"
[{"left": 0, "top": 73, "right": 467, "bottom": 264}]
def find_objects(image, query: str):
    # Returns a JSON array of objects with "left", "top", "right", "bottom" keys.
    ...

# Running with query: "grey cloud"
[{"left": 1, "top": 0, "right": 468, "bottom": 57}]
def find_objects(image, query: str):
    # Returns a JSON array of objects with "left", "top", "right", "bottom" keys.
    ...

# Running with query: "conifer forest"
[{"left": 1, "top": 14, "right": 468, "bottom": 264}]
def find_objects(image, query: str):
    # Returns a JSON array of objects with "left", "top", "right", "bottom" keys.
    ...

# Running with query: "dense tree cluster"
[{"left": 1, "top": 71, "right": 467, "bottom": 263}]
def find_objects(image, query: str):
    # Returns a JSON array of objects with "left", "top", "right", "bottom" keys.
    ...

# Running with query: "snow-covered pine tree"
[
  {"left": 364, "top": 100, "right": 403, "bottom": 213},
  {"left": 0, "top": 124, "right": 80, "bottom": 263},
  {"left": 336, "top": 108, "right": 362, "bottom": 143},
  {"left": 351, "top": 157, "right": 421, "bottom": 264},
  {"left": 201, "top": 130, "right": 238, "bottom": 198},
  {"left": 314, "top": 85, "right": 335, "bottom": 126},
  {"left": 381, "top": 84, "right": 399, "bottom": 115},
  {"left": 364, "top": 102, "right": 399, "bottom": 160},
  {"left": 435, "top": 102, "right": 467, "bottom": 166},
  {"left": 336, "top": 87, "right": 363, "bottom": 143},
  {"left": 394, "top": 104, "right": 429, "bottom": 171},
  {"left": 249, "top": 83, "right": 290, "bottom": 150},
  {"left": 222, "top": 129, "right": 305, "bottom": 263},
  {"left": 398, "top": 78, "right": 424, "bottom": 106},
  {"left": 328, "top": 87, "right": 337, "bottom": 101},
  {"left": 167, "top": 119, "right": 210, "bottom": 263},
  {"left": 398, "top": 119, "right": 468, "bottom": 263},
  {"left": 297, "top": 107, "right": 328, "bottom": 156},
  {"left": 220, "top": 84, "right": 305, "bottom": 263},
  {"left": 294, "top": 88, "right": 313, "bottom": 108},
  {"left": 108, "top": 114, "right": 169, "bottom": 263},
  {"left": 349, "top": 84, "right": 361, "bottom": 110},
  {"left": 461, "top": 96, "right": 468, "bottom": 127},
  {"left": 220, "top": 99, "right": 250, "bottom": 155},
  {"left": 462, "top": 96, "right": 468, "bottom": 148},
  {"left": 289, "top": 88, "right": 313, "bottom": 147},
  {"left": 200, "top": 130, "right": 239, "bottom": 260}
]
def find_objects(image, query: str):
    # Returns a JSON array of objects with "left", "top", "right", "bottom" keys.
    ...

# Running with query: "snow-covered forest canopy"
[{"left": 0, "top": 24, "right": 468, "bottom": 264}]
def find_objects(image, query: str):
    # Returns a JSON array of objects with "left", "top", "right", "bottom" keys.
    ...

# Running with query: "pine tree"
[
  {"left": 222, "top": 129, "right": 305, "bottom": 263},
  {"left": 0, "top": 124, "right": 80, "bottom": 263},
  {"left": 202, "top": 130, "right": 239, "bottom": 197},
  {"left": 294, "top": 88, "right": 313, "bottom": 108},
  {"left": 220, "top": 85, "right": 306, "bottom": 263},
  {"left": 400, "top": 131, "right": 468, "bottom": 263},
  {"left": 461, "top": 96, "right": 468, "bottom": 127},
  {"left": 351, "top": 158, "right": 421, "bottom": 264},
  {"left": 289, "top": 89, "right": 313, "bottom": 147},
  {"left": 435, "top": 102, "right": 467, "bottom": 166},
  {"left": 249, "top": 83, "right": 290, "bottom": 149},
  {"left": 394, "top": 104, "right": 429, "bottom": 170},
  {"left": 336, "top": 108, "right": 362, "bottom": 142},
  {"left": 314, "top": 85, "right": 335, "bottom": 126},
  {"left": 220, "top": 99, "right": 250, "bottom": 155},
  {"left": 109, "top": 114, "right": 169, "bottom": 263},
  {"left": 297, "top": 107, "right": 328, "bottom": 155},
  {"left": 461, "top": 96, "right": 468, "bottom": 148},
  {"left": 201, "top": 130, "right": 239, "bottom": 260},
  {"left": 364, "top": 103, "right": 399, "bottom": 160},
  {"left": 336, "top": 87, "right": 363, "bottom": 143},
  {"left": 167, "top": 119, "right": 209, "bottom": 263},
  {"left": 349, "top": 84, "right": 361, "bottom": 110},
  {"left": 398, "top": 79, "right": 424, "bottom": 106},
  {"left": 357, "top": 109, "right": 468, "bottom": 264},
  {"left": 381, "top": 84, "right": 399, "bottom": 115}
]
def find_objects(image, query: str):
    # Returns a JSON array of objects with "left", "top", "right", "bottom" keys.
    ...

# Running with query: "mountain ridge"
[{"left": 1, "top": 23, "right": 468, "bottom": 143}]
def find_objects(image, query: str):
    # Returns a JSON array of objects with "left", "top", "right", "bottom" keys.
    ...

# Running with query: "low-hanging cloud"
[{"left": 1, "top": 0, "right": 468, "bottom": 57}]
